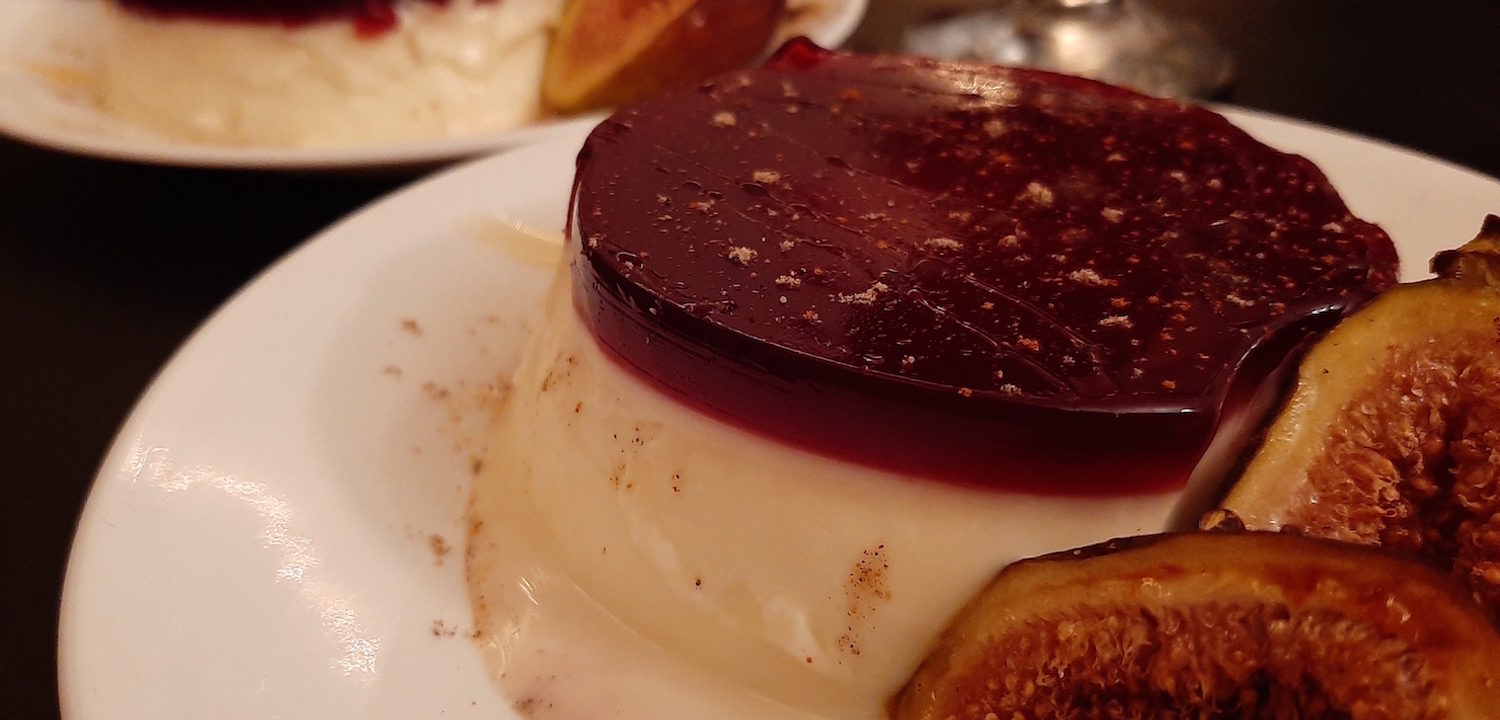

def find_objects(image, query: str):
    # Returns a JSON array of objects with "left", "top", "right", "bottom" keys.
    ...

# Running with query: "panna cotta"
[
  {"left": 467, "top": 40, "right": 1398, "bottom": 718},
  {"left": 469, "top": 258, "right": 1183, "bottom": 718},
  {"left": 95, "top": 0, "right": 562, "bottom": 146}
]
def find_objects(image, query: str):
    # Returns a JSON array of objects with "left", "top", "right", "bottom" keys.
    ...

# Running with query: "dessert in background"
[
  {"left": 96, "top": 0, "right": 562, "bottom": 146},
  {"left": 92, "top": 0, "right": 789, "bottom": 147},
  {"left": 467, "top": 41, "right": 1398, "bottom": 717}
]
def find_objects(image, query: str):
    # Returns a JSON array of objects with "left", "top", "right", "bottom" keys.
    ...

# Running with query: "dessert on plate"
[{"left": 467, "top": 40, "right": 1398, "bottom": 717}]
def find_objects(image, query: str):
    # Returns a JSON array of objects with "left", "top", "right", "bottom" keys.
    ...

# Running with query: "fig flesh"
[
  {"left": 1211, "top": 215, "right": 1500, "bottom": 615},
  {"left": 892, "top": 532, "right": 1500, "bottom": 720},
  {"left": 541, "top": 0, "right": 784, "bottom": 113}
]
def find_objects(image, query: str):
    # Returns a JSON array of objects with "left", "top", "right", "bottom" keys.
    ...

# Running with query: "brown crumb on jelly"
[
  {"left": 711, "top": 111, "right": 737, "bottom": 127},
  {"left": 1017, "top": 181, "right": 1055, "bottom": 206},
  {"left": 752, "top": 170, "right": 781, "bottom": 184},
  {"left": 1218, "top": 289, "right": 1254, "bottom": 306},
  {"left": 838, "top": 282, "right": 889, "bottom": 305},
  {"left": 727, "top": 246, "right": 758, "bottom": 264},
  {"left": 1101, "top": 207, "right": 1125, "bottom": 223},
  {"left": 775, "top": 274, "right": 803, "bottom": 288},
  {"left": 925, "top": 237, "right": 963, "bottom": 251},
  {"left": 1068, "top": 268, "right": 1118, "bottom": 287},
  {"left": 1099, "top": 315, "right": 1134, "bottom": 328}
]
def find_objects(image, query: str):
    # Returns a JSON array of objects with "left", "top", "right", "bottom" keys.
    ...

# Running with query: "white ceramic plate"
[
  {"left": 0, "top": 0, "right": 866, "bottom": 171},
  {"left": 58, "top": 112, "right": 1500, "bottom": 719}
]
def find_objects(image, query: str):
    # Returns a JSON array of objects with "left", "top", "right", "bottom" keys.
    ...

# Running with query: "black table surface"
[{"left": 4, "top": 1, "right": 1498, "bottom": 717}]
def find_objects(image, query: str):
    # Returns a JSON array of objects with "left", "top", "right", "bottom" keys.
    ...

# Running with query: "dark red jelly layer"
[
  {"left": 117, "top": 0, "right": 488, "bottom": 34},
  {"left": 570, "top": 39, "right": 1398, "bottom": 495}
]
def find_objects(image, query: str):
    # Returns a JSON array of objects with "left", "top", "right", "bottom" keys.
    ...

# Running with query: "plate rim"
[{"left": 55, "top": 134, "right": 583, "bottom": 719}]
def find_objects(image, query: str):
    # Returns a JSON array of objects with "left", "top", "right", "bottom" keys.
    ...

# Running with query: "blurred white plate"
[
  {"left": 0, "top": 0, "right": 866, "bottom": 171},
  {"left": 59, "top": 112, "right": 1500, "bottom": 719}
]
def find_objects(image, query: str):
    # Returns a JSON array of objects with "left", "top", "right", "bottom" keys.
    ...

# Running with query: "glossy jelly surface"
[{"left": 570, "top": 40, "right": 1398, "bottom": 494}]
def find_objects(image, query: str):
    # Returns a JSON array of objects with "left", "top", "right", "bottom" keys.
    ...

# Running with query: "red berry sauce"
[{"left": 118, "top": 0, "right": 490, "bottom": 35}]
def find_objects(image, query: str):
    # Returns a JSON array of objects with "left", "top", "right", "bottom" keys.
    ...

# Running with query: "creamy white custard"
[
  {"left": 467, "top": 246, "right": 1192, "bottom": 718},
  {"left": 94, "top": 0, "right": 561, "bottom": 146}
]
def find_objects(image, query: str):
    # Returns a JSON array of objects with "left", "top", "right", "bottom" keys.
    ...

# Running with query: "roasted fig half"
[
  {"left": 892, "top": 532, "right": 1500, "bottom": 720},
  {"left": 1211, "top": 215, "right": 1500, "bottom": 614}
]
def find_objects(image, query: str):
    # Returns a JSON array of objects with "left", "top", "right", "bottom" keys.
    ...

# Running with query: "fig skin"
[
  {"left": 541, "top": 0, "right": 785, "bottom": 113},
  {"left": 1210, "top": 215, "right": 1500, "bottom": 615},
  {"left": 892, "top": 532, "right": 1500, "bottom": 720}
]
